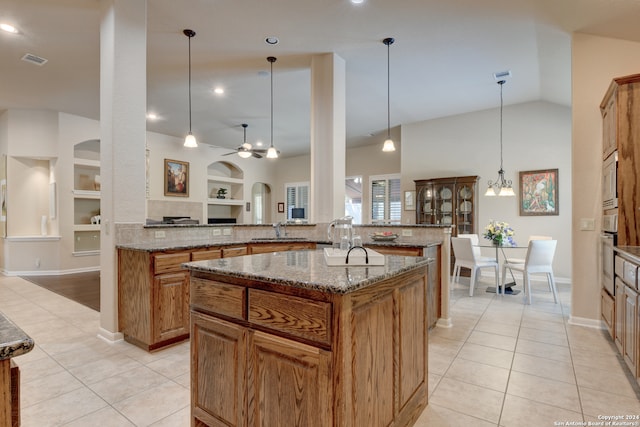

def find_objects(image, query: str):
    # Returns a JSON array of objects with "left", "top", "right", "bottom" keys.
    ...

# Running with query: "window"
[
  {"left": 285, "top": 182, "right": 309, "bottom": 221},
  {"left": 370, "top": 174, "right": 401, "bottom": 224},
  {"left": 345, "top": 176, "right": 363, "bottom": 224}
]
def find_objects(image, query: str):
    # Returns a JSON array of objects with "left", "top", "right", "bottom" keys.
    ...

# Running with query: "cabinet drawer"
[
  {"left": 616, "top": 255, "right": 639, "bottom": 289},
  {"left": 154, "top": 252, "right": 191, "bottom": 275},
  {"left": 191, "top": 248, "right": 222, "bottom": 261},
  {"left": 222, "top": 246, "right": 248, "bottom": 258},
  {"left": 248, "top": 289, "right": 331, "bottom": 346},
  {"left": 190, "top": 277, "right": 246, "bottom": 320},
  {"left": 250, "top": 242, "right": 315, "bottom": 254}
]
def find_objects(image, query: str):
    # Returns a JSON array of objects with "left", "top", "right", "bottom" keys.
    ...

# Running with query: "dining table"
[{"left": 476, "top": 242, "right": 527, "bottom": 293}]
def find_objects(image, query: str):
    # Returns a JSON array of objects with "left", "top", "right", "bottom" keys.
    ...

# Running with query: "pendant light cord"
[
  {"left": 270, "top": 58, "right": 274, "bottom": 148},
  {"left": 499, "top": 80, "right": 504, "bottom": 174},
  {"left": 387, "top": 40, "right": 391, "bottom": 139},
  {"left": 188, "top": 35, "right": 192, "bottom": 133}
]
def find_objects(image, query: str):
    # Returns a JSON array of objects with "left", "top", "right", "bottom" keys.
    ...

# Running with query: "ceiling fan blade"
[
  {"left": 222, "top": 151, "right": 237, "bottom": 156},
  {"left": 252, "top": 152, "right": 263, "bottom": 158}
]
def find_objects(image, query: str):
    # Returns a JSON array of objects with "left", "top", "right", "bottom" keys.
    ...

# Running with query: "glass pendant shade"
[
  {"left": 382, "top": 138, "right": 396, "bottom": 152},
  {"left": 238, "top": 150, "right": 252, "bottom": 159},
  {"left": 184, "top": 132, "right": 197, "bottom": 148},
  {"left": 266, "top": 146, "right": 278, "bottom": 159}
]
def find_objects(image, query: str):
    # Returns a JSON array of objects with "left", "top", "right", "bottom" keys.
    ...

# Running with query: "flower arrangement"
[{"left": 483, "top": 220, "right": 516, "bottom": 246}]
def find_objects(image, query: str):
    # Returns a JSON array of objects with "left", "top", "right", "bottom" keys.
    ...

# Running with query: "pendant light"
[
  {"left": 183, "top": 29, "right": 197, "bottom": 148},
  {"left": 382, "top": 37, "right": 396, "bottom": 152},
  {"left": 484, "top": 79, "right": 515, "bottom": 196},
  {"left": 238, "top": 124, "right": 253, "bottom": 158},
  {"left": 266, "top": 56, "right": 279, "bottom": 159}
]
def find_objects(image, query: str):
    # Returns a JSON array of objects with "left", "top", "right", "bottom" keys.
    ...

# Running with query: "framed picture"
[
  {"left": 404, "top": 190, "right": 416, "bottom": 210},
  {"left": 164, "top": 159, "right": 189, "bottom": 197},
  {"left": 519, "top": 168, "right": 558, "bottom": 216},
  {"left": 277, "top": 202, "right": 285, "bottom": 213}
]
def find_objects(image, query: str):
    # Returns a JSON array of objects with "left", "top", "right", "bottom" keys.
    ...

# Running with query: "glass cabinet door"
[
  {"left": 456, "top": 184, "right": 474, "bottom": 235},
  {"left": 416, "top": 185, "right": 434, "bottom": 224},
  {"left": 433, "top": 183, "right": 455, "bottom": 227}
]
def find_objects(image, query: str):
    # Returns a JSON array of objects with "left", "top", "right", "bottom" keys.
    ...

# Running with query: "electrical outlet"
[
  {"left": 223, "top": 228, "right": 232, "bottom": 236},
  {"left": 155, "top": 230, "right": 166, "bottom": 239},
  {"left": 35, "top": 258, "right": 40, "bottom": 268},
  {"left": 402, "top": 229, "right": 412, "bottom": 237},
  {"left": 212, "top": 228, "right": 221, "bottom": 236}
]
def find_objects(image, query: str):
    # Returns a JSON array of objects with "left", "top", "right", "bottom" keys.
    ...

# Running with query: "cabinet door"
[
  {"left": 602, "top": 93, "right": 617, "bottom": 159},
  {"left": 455, "top": 181, "right": 476, "bottom": 236},
  {"left": 415, "top": 183, "right": 434, "bottom": 225},
  {"left": 433, "top": 182, "right": 455, "bottom": 228},
  {"left": 615, "top": 278, "right": 625, "bottom": 353},
  {"left": 601, "top": 288, "right": 615, "bottom": 339},
  {"left": 247, "top": 331, "right": 332, "bottom": 427},
  {"left": 153, "top": 271, "right": 189, "bottom": 343},
  {"left": 624, "top": 286, "right": 638, "bottom": 374},
  {"left": 191, "top": 312, "right": 246, "bottom": 427}
]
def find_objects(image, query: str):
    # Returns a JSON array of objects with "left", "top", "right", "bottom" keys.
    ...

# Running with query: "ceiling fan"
[{"left": 223, "top": 124, "right": 268, "bottom": 159}]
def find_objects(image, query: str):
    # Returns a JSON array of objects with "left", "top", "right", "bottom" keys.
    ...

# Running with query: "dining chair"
[
  {"left": 505, "top": 235, "right": 552, "bottom": 264},
  {"left": 502, "top": 239, "right": 558, "bottom": 304},
  {"left": 451, "top": 236, "right": 499, "bottom": 296}
]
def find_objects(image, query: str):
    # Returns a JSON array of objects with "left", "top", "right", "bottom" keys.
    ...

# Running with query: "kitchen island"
[{"left": 184, "top": 249, "right": 431, "bottom": 427}]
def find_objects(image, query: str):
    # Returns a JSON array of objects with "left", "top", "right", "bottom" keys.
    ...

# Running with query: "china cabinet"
[{"left": 414, "top": 176, "right": 479, "bottom": 236}]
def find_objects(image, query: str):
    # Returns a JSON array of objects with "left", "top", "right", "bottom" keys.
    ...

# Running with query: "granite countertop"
[
  {"left": 0, "top": 311, "right": 34, "bottom": 360},
  {"left": 615, "top": 246, "right": 640, "bottom": 263},
  {"left": 183, "top": 249, "right": 432, "bottom": 294},
  {"left": 117, "top": 237, "right": 440, "bottom": 252}
]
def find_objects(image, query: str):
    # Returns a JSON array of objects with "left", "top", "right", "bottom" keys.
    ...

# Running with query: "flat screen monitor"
[{"left": 291, "top": 208, "right": 305, "bottom": 219}]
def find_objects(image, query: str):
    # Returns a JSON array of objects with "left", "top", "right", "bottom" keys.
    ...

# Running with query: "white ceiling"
[{"left": 2, "top": 0, "right": 640, "bottom": 157}]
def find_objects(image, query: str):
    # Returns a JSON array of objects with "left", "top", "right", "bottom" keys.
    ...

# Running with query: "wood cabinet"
[
  {"left": 601, "top": 74, "right": 640, "bottom": 245},
  {"left": 601, "top": 288, "right": 615, "bottom": 339},
  {"left": 189, "top": 264, "right": 429, "bottom": 427},
  {"left": 415, "top": 176, "right": 479, "bottom": 236},
  {"left": 248, "top": 241, "right": 315, "bottom": 254},
  {"left": 613, "top": 251, "right": 640, "bottom": 383},
  {"left": 118, "top": 245, "right": 246, "bottom": 351}
]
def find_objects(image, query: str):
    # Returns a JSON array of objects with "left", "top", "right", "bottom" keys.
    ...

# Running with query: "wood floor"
[{"left": 20, "top": 271, "right": 100, "bottom": 311}]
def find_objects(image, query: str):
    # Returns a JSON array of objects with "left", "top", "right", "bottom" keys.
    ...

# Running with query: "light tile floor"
[{"left": 1, "top": 274, "right": 639, "bottom": 426}]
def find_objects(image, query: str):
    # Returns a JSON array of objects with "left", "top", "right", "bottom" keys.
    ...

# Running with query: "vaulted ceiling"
[{"left": 2, "top": 0, "right": 640, "bottom": 157}]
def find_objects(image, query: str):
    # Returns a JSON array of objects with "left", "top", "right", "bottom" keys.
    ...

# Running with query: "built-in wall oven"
[{"left": 601, "top": 214, "right": 617, "bottom": 296}]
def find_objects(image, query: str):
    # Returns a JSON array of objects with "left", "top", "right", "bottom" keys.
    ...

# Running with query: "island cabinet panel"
[
  {"left": 351, "top": 292, "right": 395, "bottom": 426},
  {"left": 247, "top": 331, "right": 332, "bottom": 427},
  {"left": 189, "top": 262, "right": 429, "bottom": 427},
  {"left": 191, "top": 312, "right": 246, "bottom": 427},
  {"left": 248, "top": 289, "right": 331, "bottom": 346},
  {"left": 191, "top": 277, "right": 246, "bottom": 320}
]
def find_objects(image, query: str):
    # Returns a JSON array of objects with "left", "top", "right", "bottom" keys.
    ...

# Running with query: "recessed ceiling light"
[
  {"left": 351, "top": 0, "right": 365, "bottom": 4},
  {"left": 214, "top": 87, "right": 224, "bottom": 95},
  {"left": 0, "top": 23, "right": 18, "bottom": 34},
  {"left": 256, "top": 140, "right": 263, "bottom": 147},
  {"left": 265, "top": 36, "right": 279, "bottom": 45},
  {"left": 146, "top": 113, "right": 158, "bottom": 120}
]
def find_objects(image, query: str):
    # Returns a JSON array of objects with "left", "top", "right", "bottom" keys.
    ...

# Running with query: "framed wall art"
[
  {"left": 277, "top": 202, "right": 285, "bottom": 213},
  {"left": 518, "top": 168, "right": 558, "bottom": 216},
  {"left": 164, "top": 159, "right": 189, "bottom": 197},
  {"left": 404, "top": 190, "right": 416, "bottom": 211}
]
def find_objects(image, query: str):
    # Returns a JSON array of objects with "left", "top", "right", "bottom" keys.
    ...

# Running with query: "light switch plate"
[
  {"left": 223, "top": 228, "right": 232, "bottom": 236},
  {"left": 402, "top": 229, "right": 412, "bottom": 237},
  {"left": 580, "top": 218, "right": 595, "bottom": 231},
  {"left": 155, "top": 230, "right": 166, "bottom": 238},
  {"left": 212, "top": 228, "right": 221, "bottom": 236}
]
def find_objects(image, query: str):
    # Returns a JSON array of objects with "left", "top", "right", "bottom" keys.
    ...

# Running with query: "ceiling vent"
[{"left": 21, "top": 53, "right": 48, "bottom": 66}]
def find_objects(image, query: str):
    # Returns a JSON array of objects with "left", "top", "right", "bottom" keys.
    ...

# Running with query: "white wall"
[
  {"left": 572, "top": 33, "right": 640, "bottom": 324},
  {"left": 402, "top": 101, "right": 572, "bottom": 279}
]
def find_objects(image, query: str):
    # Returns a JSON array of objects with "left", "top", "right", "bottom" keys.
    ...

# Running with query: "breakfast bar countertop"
[
  {"left": 183, "top": 248, "right": 432, "bottom": 294},
  {"left": 0, "top": 311, "right": 34, "bottom": 360}
]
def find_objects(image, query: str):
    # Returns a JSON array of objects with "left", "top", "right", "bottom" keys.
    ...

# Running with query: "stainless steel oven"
[{"left": 601, "top": 232, "right": 615, "bottom": 296}]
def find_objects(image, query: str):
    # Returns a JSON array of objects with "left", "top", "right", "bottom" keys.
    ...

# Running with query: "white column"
[
  {"left": 98, "top": 0, "right": 147, "bottom": 341},
  {"left": 310, "top": 54, "right": 346, "bottom": 223}
]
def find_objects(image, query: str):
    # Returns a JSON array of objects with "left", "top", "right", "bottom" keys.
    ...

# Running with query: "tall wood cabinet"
[
  {"left": 415, "top": 176, "right": 479, "bottom": 236},
  {"left": 601, "top": 74, "right": 640, "bottom": 245}
]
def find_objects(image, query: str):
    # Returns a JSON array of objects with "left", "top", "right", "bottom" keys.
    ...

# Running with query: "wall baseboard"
[
  {"left": 97, "top": 327, "right": 124, "bottom": 344},
  {"left": 568, "top": 315, "right": 605, "bottom": 329},
  {"left": 2, "top": 266, "right": 100, "bottom": 277}
]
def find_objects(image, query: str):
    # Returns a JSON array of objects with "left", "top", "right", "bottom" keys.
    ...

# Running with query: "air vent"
[
  {"left": 493, "top": 70, "right": 511, "bottom": 81},
  {"left": 21, "top": 53, "right": 48, "bottom": 66}
]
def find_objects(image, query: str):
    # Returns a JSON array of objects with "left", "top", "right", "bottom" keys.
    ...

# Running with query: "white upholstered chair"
[
  {"left": 505, "top": 235, "right": 552, "bottom": 264},
  {"left": 451, "top": 236, "right": 499, "bottom": 296},
  {"left": 501, "top": 239, "right": 558, "bottom": 305}
]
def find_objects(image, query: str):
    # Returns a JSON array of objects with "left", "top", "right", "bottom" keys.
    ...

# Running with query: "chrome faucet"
[{"left": 273, "top": 222, "right": 281, "bottom": 238}]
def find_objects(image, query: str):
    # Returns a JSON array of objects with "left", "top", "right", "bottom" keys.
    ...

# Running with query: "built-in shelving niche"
[
  {"left": 73, "top": 139, "right": 100, "bottom": 255},
  {"left": 206, "top": 161, "right": 244, "bottom": 224}
]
